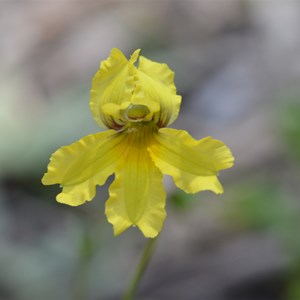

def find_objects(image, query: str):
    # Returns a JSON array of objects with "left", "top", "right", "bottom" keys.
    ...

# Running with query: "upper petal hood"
[
  {"left": 90, "top": 48, "right": 181, "bottom": 129},
  {"left": 136, "top": 56, "right": 181, "bottom": 127},
  {"left": 90, "top": 48, "right": 139, "bottom": 129}
]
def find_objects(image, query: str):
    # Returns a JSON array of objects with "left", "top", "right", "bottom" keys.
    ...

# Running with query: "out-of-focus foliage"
[
  {"left": 279, "top": 96, "right": 300, "bottom": 161},
  {"left": 223, "top": 179, "right": 300, "bottom": 300},
  {"left": 224, "top": 182, "right": 288, "bottom": 231},
  {"left": 170, "top": 190, "right": 195, "bottom": 210}
]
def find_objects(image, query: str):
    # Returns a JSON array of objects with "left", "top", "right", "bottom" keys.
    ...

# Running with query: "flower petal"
[
  {"left": 135, "top": 56, "right": 182, "bottom": 127},
  {"left": 149, "top": 128, "right": 234, "bottom": 194},
  {"left": 42, "top": 130, "right": 125, "bottom": 206},
  {"left": 90, "top": 48, "right": 139, "bottom": 128},
  {"left": 105, "top": 142, "right": 166, "bottom": 238}
]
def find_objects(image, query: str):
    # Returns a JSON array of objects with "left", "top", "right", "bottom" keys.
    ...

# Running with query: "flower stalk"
[{"left": 123, "top": 237, "right": 158, "bottom": 300}]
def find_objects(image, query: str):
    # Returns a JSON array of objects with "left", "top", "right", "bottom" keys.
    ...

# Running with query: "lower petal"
[
  {"left": 149, "top": 128, "right": 234, "bottom": 194},
  {"left": 105, "top": 146, "right": 166, "bottom": 238},
  {"left": 42, "top": 130, "right": 125, "bottom": 206}
]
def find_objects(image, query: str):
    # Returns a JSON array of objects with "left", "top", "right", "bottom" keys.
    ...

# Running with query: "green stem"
[{"left": 123, "top": 237, "right": 158, "bottom": 300}]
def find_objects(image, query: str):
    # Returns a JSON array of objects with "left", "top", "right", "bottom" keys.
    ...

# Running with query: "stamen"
[{"left": 126, "top": 104, "right": 150, "bottom": 121}]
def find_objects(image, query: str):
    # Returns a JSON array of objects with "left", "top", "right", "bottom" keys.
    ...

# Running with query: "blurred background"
[{"left": 1, "top": 1, "right": 300, "bottom": 299}]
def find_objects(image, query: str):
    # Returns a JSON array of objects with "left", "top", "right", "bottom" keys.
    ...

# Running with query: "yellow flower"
[{"left": 42, "top": 48, "right": 234, "bottom": 238}]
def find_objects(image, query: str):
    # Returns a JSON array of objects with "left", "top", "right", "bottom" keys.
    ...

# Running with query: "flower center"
[{"left": 125, "top": 104, "right": 150, "bottom": 122}]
